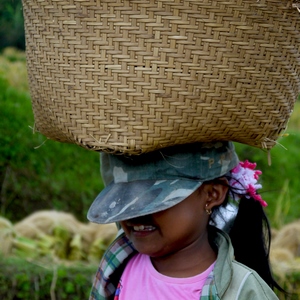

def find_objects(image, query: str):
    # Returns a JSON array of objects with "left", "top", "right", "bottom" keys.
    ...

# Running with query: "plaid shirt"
[{"left": 89, "top": 230, "right": 221, "bottom": 300}]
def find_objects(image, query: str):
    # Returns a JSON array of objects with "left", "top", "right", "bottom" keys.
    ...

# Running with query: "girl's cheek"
[{"left": 119, "top": 222, "right": 128, "bottom": 233}]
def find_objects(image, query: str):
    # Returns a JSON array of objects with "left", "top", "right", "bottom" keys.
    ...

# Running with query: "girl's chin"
[{"left": 130, "top": 235, "right": 163, "bottom": 256}]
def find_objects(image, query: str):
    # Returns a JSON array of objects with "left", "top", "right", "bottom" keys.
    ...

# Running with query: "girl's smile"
[
  {"left": 125, "top": 218, "right": 158, "bottom": 237},
  {"left": 132, "top": 225, "right": 156, "bottom": 232}
]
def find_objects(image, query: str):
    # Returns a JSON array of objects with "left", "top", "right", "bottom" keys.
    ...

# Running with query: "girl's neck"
[{"left": 150, "top": 232, "right": 216, "bottom": 278}]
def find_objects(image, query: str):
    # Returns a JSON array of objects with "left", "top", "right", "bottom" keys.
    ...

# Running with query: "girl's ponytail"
[
  {"left": 210, "top": 159, "right": 286, "bottom": 293},
  {"left": 228, "top": 196, "right": 281, "bottom": 289}
]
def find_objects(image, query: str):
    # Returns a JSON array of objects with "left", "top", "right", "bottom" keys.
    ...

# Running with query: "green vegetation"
[
  {"left": 0, "top": 256, "right": 95, "bottom": 299},
  {"left": 0, "top": 0, "right": 25, "bottom": 51}
]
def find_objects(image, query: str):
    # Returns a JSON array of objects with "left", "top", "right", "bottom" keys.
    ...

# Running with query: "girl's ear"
[{"left": 204, "top": 177, "right": 229, "bottom": 210}]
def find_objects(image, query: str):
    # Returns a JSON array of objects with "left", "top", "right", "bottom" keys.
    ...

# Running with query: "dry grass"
[
  {"left": 271, "top": 220, "right": 300, "bottom": 299},
  {"left": 2, "top": 210, "right": 118, "bottom": 263}
]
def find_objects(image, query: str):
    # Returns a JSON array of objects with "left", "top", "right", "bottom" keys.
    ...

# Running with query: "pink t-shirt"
[{"left": 116, "top": 253, "right": 215, "bottom": 300}]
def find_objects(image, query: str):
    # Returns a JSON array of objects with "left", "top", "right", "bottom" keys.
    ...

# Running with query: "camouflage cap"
[{"left": 87, "top": 141, "right": 239, "bottom": 224}]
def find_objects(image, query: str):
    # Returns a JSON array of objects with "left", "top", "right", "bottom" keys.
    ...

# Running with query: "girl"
[{"left": 88, "top": 141, "right": 282, "bottom": 299}]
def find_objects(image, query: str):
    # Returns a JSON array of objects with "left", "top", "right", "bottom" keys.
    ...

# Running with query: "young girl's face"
[{"left": 119, "top": 184, "right": 212, "bottom": 259}]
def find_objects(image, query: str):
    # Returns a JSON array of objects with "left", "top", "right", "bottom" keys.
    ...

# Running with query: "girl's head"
[
  {"left": 87, "top": 141, "right": 239, "bottom": 224},
  {"left": 88, "top": 141, "right": 283, "bottom": 291},
  {"left": 119, "top": 179, "right": 228, "bottom": 257}
]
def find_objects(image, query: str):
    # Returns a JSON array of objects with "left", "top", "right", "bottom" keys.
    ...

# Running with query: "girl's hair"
[{"left": 210, "top": 178, "right": 285, "bottom": 293}]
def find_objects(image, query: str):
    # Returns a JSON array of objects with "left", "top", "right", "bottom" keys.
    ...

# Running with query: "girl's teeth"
[
  {"left": 133, "top": 225, "right": 155, "bottom": 231},
  {"left": 133, "top": 225, "right": 144, "bottom": 231}
]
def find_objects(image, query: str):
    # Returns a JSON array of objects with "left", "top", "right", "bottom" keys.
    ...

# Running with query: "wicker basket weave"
[{"left": 22, "top": 0, "right": 300, "bottom": 154}]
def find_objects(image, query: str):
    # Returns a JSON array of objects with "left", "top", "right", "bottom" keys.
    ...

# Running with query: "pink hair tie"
[{"left": 229, "top": 160, "right": 267, "bottom": 207}]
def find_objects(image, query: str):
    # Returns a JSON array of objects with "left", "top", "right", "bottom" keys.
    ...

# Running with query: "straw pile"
[
  {"left": 0, "top": 210, "right": 117, "bottom": 263},
  {"left": 270, "top": 220, "right": 300, "bottom": 295},
  {"left": 0, "top": 217, "right": 15, "bottom": 256}
]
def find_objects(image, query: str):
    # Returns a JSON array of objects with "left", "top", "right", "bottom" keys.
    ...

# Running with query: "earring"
[{"left": 205, "top": 203, "right": 212, "bottom": 215}]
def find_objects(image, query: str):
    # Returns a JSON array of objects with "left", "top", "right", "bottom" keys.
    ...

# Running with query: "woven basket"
[{"left": 22, "top": 0, "right": 300, "bottom": 154}]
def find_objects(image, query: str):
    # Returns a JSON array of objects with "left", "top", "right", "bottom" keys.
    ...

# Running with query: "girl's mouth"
[
  {"left": 133, "top": 225, "right": 157, "bottom": 232},
  {"left": 125, "top": 216, "right": 157, "bottom": 236}
]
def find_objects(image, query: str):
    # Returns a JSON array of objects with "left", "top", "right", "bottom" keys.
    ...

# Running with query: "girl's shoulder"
[{"left": 223, "top": 261, "right": 279, "bottom": 300}]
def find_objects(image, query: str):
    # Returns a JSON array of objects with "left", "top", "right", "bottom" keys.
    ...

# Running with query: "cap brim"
[{"left": 87, "top": 179, "right": 202, "bottom": 224}]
